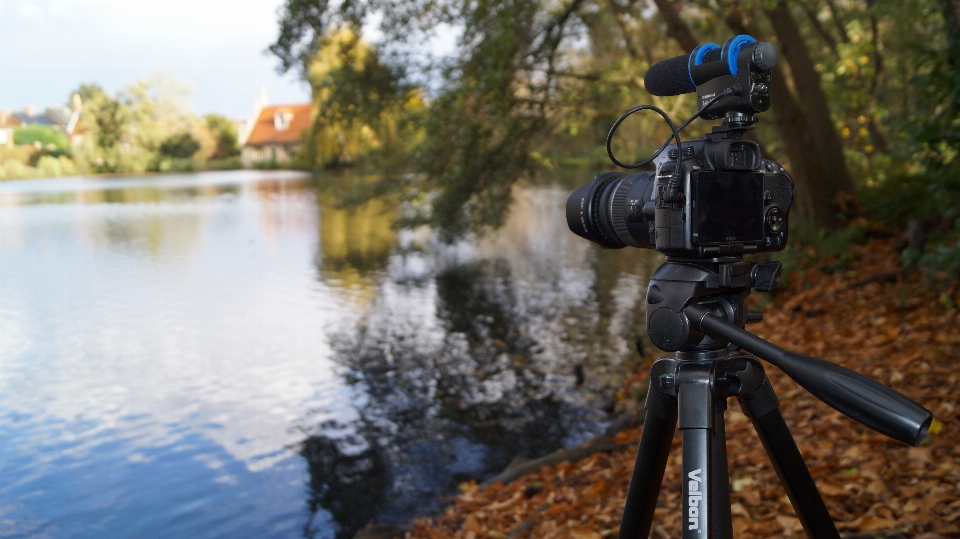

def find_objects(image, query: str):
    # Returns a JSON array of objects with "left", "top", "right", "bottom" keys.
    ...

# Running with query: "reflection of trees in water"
[
  {"left": 306, "top": 186, "right": 662, "bottom": 538},
  {"left": 430, "top": 260, "right": 582, "bottom": 453},
  {"left": 316, "top": 196, "right": 398, "bottom": 312},
  {"left": 304, "top": 258, "right": 607, "bottom": 539},
  {"left": 301, "top": 422, "right": 387, "bottom": 539}
]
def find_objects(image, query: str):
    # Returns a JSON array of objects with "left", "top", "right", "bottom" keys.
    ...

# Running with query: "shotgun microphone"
[{"left": 643, "top": 37, "right": 778, "bottom": 96}]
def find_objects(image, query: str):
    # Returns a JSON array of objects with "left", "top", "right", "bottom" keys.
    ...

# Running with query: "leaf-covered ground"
[{"left": 404, "top": 237, "right": 960, "bottom": 539}]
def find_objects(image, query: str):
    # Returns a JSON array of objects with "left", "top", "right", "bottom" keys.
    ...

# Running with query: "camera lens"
[{"left": 566, "top": 171, "right": 655, "bottom": 249}]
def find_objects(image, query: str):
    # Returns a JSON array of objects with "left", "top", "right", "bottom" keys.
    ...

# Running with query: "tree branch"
[
  {"left": 800, "top": 1, "right": 838, "bottom": 55},
  {"left": 650, "top": 0, "right": 698, "bottom": 51},
  {"left": 824, "top": 0, "right": 850, "bottom": 43},
  {"left": 606, "top": 0, "right": 642, "bottom": 60}
]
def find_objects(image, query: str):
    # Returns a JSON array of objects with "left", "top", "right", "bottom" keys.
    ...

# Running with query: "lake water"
[{"left": 0, "top": 170, "right": 659, "bottom": 539}]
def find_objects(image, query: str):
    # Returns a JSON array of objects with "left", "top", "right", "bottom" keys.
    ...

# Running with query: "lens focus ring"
[{"left": 610, "top": 177, "right": 642, "bottom": 248}]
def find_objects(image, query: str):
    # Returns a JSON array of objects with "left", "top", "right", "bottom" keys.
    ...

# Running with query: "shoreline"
[{"left": 393, "top": 236, "right": 959, "bottom": 539}]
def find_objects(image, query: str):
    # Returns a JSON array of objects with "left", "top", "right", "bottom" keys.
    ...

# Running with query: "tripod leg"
[
  {"left": 739, "top": 378, "right": 841, "bottom": 539},
  {"left": 712, "top": 398, "right": 733, "bottom": 539},
  {"left": 617, "top": 359, "right": 678, "bottom": 539},
  {"left": 678, "top": 366, "right": 714, "bottom": 539}
]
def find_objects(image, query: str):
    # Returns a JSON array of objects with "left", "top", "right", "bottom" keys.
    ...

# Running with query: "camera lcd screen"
[{"left": 693, "top": 171, "right": 764, "bottom": 244}]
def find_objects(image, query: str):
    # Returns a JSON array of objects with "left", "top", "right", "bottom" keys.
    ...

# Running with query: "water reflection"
[
  {"left": 0, "top": 172, "right": 660, "bottom": 539},
  {"left": 316, "top": 196, "right": 398, "bottom": 311},
  {"left": 306, "top": 185, "right": 661, "bottom": 538},
  {"left": 0, "top": 171, "right": 338, "bottom": 539}
]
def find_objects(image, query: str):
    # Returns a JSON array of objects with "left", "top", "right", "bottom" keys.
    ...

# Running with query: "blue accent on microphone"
[
  {"left": 722, "top": 35, "right": 756, "bottom": 76},
  {"left": 687, "top": 43, "right": 719, "bottom": 87},
  {"left": 693, "top": 43, "right": 720, "bottom": 65}
]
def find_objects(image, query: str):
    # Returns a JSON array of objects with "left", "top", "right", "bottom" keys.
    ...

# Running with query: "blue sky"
[{"left": 0, "top": 0, "right": 312, "bottom": 119}]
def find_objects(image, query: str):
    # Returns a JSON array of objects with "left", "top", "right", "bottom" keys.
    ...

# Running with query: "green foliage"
[
  {"left": 771, "top": 219, "right": 869, "bottom": 281},
  {"left": 13, "top": 125, "right": 69, "bottom": 152},
  {"left": 203, "top": 114, "right": 240, "bottom": 159},
  {"left": 860, "top": 171, "right": 960, "bottom": 228},
  {"left": 253, "top": 159, "right": 282, "bottom": 170},
  {"left": 78, "top": 84, "right": 127, "bottom": 151},
  {"left": 159, "top": 132, "right": 200, "bottom": 158},
  {"left": 204, "top": 156, "right": 243, "bottom": 171},
  {"left": 271, "top": 0, "right": 960, "bottom": 242},
  {"left": 72, "top": 75, "right": 197, "bottom": 173},
  {"left": 902, "top": 234, "right": 960, "bottom": 280},
  {"left": 856, "top": 1, "right": 960, "bottom": 278},
  {"left": 299, "top": 28, "right": 422, "bottom": 170},
  {"left": 0, "top": 154, "right": 78, "bottom": 180},
  {"left": 36, "top": 155, "right": 78, "bottom": 178},
  {"left": 155, "top": 157, "right": 198, "bottom": 173}
]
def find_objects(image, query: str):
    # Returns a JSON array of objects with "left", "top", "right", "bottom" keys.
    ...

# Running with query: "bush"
[
  {"left": 0, "top": 145, "right": 33, "bottom": 166},
  {"left": 859, "top": 167, "right": 960, "bottom": 280},
  {"left": 252, "top": 159, "right": 281, "bottom": 170},
  {"left": 204, "top": 114, "right": 240, "bottom": 159},
  {"left": 159, "top": 132, "right": 201, "bottom": 159},
  {"left": 204, "top": 156, "right": 243, "bottom": 170},
  {"left": 155, "top": 157, "right": 198, "bottom": 173},
  {"left": 36, "top": 155, "right": 63, "bottom": 177}
]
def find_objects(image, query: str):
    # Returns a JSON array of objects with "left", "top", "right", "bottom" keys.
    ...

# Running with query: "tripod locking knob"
[
  {"left": 746, "top": 309, "right": 764, "bottom": 324},
  {"left": 753, "top": 260, "right": 782, "bottom": 292}
]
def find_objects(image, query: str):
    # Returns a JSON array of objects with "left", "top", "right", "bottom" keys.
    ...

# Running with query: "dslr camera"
[{"left": 566, "top": 36, "right": 794, "bottom": 258}]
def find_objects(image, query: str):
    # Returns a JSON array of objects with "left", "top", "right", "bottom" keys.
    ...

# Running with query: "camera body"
[
  {"left": 567, "top": 134, "right": 793, "bottom": 257},
  {"left": 566, "top": 36, "right": 793, "bottom": 258},
  {"left": 650, "top": 133, "right": 793, "bottom": 256}
]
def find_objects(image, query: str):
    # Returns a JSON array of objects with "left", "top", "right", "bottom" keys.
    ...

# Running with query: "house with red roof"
[{"left": 239, "top": 96, "right": 312, "bottom": 168}]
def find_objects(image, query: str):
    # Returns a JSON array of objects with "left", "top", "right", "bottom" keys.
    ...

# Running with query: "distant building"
[
  {"left": 0, "top": 109, "right": 19, "bottom": 148},
  {"left": 16, "top": 104, "right": 80, "bottom": 133},
  {"left": 0, "top": 109, "right": 23, "bottom": 129},
  {"left": 239, "top": 88, "right": 312, "bottom": 168},
  {"left": 3, "top": 95, "right": 83, "bottom": 146}
]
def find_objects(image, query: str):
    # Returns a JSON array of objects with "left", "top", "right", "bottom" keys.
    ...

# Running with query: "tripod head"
[{"left": 647, "top": 258, "right": 932, "bottom": 446}]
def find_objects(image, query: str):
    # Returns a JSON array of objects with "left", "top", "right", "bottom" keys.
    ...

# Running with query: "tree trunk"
[{"left": 765, "top": 2, "right": 855, "bottom": 229}]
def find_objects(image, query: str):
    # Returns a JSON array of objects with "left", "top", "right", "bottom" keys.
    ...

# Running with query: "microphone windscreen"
[{"left": 644, "top": 53, "right": 695, "bottom": 96}]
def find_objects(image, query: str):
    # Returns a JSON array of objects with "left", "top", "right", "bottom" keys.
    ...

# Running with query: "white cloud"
[{"left": 17, "top": 1, "right": 45, "bottom": 18}]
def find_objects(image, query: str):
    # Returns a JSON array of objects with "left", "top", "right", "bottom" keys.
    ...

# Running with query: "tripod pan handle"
[{"left": 686, "top": 304, "right": 932, "bottom": 446}]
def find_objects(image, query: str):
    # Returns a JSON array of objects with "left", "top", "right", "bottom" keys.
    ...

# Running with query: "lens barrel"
[{"left": 566, "top": 171, "right": 655, "bottom": 249}]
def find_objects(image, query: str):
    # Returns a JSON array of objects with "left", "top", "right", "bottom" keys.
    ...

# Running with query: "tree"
[
  {"left": 71, "top": 74, "right": 200, "bottom": 173},
  {"left": 203, "top": 114, "right": 240, "bottom": 159},
  {"left": 159, "top": 132, "right": 201, "bottom": 159},
  {"left": 76, "top": 83, "right": 127, "bottom": 151},
  {"left": 120, "top": 72, "right": 195, "bottom": 153},
  {"left": 301, "top": 27, "right": 421, "bottom": 168},
  {"left": 271, "top": 0, "right": 591, "bottom": 238}
]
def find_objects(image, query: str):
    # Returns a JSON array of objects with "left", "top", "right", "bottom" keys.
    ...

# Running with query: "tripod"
[{"left": 617, "top": 258, "right": 933, "bottom": 539}]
